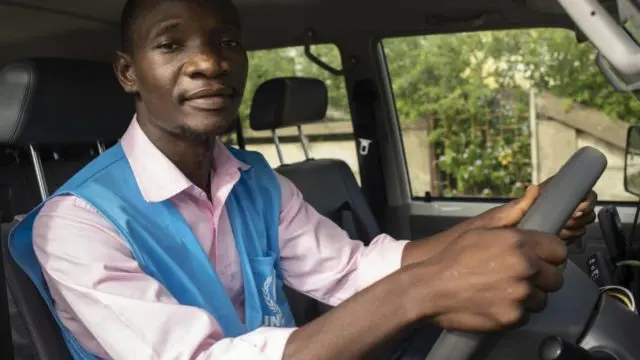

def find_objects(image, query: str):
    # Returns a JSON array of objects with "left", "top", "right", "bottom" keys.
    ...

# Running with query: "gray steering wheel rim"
[{"left": 423, "top": 146, "right": 608, "bottom": 360}]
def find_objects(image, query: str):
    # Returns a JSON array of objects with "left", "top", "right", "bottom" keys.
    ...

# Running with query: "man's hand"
[
  {"left": 476, "top": 183, "right": 598, "bottom": 240},
  {"left": 407, "top": 227, "right": 567, "bottom": 331}
]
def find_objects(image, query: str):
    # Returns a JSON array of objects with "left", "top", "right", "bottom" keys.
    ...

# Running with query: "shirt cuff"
[
  {"left": 357, "top": 235, "right": 410, "bottom": 290},
  {"left": 237, "top": 326, "right": 297, "bottom": 359}
]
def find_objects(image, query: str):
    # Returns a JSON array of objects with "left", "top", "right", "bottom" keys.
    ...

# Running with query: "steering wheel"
[{"left": 424, "top": 146, "right": 610, "bottom": 360}]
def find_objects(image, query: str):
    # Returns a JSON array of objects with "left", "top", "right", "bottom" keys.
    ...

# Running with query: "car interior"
[{"left": 2, "top": 0, "right": 640, "bottom": 359}]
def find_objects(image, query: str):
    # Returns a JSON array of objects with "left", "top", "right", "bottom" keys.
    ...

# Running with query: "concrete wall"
[
  {"left": 399, "top": 125, "right": 432, "bottom": 198},
  {"left": 536, "top": 119, "right": 634, "bottom": 201}
]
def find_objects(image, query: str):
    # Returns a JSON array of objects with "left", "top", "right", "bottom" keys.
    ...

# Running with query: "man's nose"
[{"left": 183, "top": 47, "right": 229, "bottom": 78}]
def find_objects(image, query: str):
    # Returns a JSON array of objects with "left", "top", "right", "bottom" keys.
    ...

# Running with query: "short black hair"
[{"left": 120, "top": 0, "right": 143, "bottom": 54}]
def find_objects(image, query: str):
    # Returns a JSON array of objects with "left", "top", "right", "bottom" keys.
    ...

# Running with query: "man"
[{"left": 10, "top": 0, "right": 596, "bottom": 359}]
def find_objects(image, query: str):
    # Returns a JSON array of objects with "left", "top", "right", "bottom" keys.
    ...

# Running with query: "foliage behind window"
[{"left": 384, "top": 29, "right": 640, "bottom": 198}]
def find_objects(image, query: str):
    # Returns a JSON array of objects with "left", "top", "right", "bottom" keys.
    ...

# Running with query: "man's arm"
[
  {"left": 34, "top": 195, "right": 295, "bottom": 360},
  {"left": 275, "top": 173, "right": 409, "bottom": 305},
  {"left": 274, "top": 173, "right": 538, "bottom": 287},
  {"left": 274, "top": 175, "right": 579, "bottom": 359}
]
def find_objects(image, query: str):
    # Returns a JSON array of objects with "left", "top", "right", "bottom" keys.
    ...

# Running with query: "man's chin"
[{"left": 180, "top": 113, "right": 237, "bottom": 138}]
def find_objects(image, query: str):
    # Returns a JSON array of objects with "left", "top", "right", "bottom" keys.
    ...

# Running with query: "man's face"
[{"left": 115, "top": 0, "right": 248, "bottom": 138}]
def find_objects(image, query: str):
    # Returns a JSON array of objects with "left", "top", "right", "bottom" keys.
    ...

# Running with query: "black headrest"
[
  {"left": 249, "top": 77, "right": 328, "bottom": 131},
  {"left": 0, "top": 58, "right": 134, "bottom": 145}
]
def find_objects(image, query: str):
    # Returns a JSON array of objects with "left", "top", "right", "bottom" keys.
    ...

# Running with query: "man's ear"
[{"left": 113, "top": 51, "right": 138, "bottom": 94}]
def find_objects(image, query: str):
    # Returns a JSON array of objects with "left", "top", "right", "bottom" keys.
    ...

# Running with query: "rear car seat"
[
  {"left": 249, "top": 77, "right": 381, "bottom": 325},
  {"left": 0, "top": 58, "right": 134, "bottom": 360},
  {"left": 0, "top": 144, "right": 102, "bottom": 222},
  {"left": 0, "top": 144, "right": 97, "bottom": 359}
]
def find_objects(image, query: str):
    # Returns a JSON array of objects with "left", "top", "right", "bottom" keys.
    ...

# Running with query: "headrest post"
[
  {"left": 297, "top": 125, "right": 311, "bottom": 160},
  {"left": 271, "top": 130, "right": 285, "bottom": 165},
  {"left": 96, "top": 141, "right": 106, "bottom": 154},
  {"left": 28, "top": 145, "right": 49, "bottom": 200}
]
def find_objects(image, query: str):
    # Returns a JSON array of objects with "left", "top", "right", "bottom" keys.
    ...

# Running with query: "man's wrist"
[
  {"left": 393, "top": 263, "right": 443, "bottom": 323},
  {"left": 401, "top": 206, "right": 500, "bottom": 267}
]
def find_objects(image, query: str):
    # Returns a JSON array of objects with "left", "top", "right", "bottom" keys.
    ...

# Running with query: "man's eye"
[
  {"left": 156, "top": 42, "right": 180, "bottom": 51},
  {"left": 221, "top": 39, "right": 241, "bottom": 48}
]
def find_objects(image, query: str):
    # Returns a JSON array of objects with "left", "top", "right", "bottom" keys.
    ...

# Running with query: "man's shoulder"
[
  {"left": 39, "top": 195, "right": 100, "bottom": 216},
  {"left": 34, "top": 195, "right": 104, "bottom": 236},
  {"left": 32, "top": 194, "right": 120, "bottom": 255}
]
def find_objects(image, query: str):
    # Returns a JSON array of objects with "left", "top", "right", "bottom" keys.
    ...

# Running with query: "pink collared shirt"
[{"left": 32, "top": 118, "right": 408, "bottom": 360}]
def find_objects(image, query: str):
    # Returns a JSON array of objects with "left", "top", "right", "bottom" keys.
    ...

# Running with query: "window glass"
[
  {"left": 383, "top": 30, "right": 640, "bottom": 201},
  {"left": 223, "top": 44, "right": 359, "bottom": 181}
]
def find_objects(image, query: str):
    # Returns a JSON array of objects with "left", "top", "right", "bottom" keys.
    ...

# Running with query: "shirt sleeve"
[
  {"left": 276, "top": 173, "right": 410, "bottom": 306},
  {"left": 33, "top": 195, "right": 296, "bottom": 360}
]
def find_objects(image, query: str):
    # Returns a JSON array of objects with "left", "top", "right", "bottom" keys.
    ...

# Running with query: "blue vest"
[{"left": 9, "top": 144, "right": 295, "bottom": 359}]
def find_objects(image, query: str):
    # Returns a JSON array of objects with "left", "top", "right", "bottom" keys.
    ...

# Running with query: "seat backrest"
[
  {"left": 0, "top": 145, "right": 100, "bottom": 223},
  {"left": 250, "top": 77, "right": 380, "bottom": 325},
  {"left": 0, "top": 58, "right": 134, "bottom": 359},
  {"left": 277, "top": 159, "right": 380, "bottom": 241},
  {"left": 2, "top": 221, "right": 71, "bottom": 360}
]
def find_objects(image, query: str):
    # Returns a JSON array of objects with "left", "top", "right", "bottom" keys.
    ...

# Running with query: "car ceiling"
[{"left": 0, "top": 0, "right": 575, "bottom": 66}]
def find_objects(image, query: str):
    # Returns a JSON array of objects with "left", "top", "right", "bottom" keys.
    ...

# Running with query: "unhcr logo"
[{"left": 262, "top": 275, "right": 284, "bottom": 327}]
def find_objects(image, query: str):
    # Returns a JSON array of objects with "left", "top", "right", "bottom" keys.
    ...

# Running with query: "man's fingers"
[
  {"left": 522, "top": 230, "right": 568, "bottom": 266},
  {"left": 564, "top": 211, "right": 596, "bottom": 230},
  {"left": 523, "top": 288, "right": 547, "bottom": 313},
  {"left": 531, "top": 260, "right": 564, "bottom": 292},
  {"left": 505, "top": 185, "right": 541, "bottom": 225},
  {"left": 559, "top": 228, "right": 586, "bottom": 240},
  {"left": 571, "top": 191, "right": 597, "bottom": 218}
]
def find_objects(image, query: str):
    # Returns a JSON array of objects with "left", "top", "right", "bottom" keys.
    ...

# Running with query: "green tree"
[
  {"left": 515, "top": 29, "right": 640, "bottom": 122},
  {"left": 384, "top": 31, "right": 534, "bottom": 197},
  {"left": 382, "top": 28, "right": 639, "bottom": 197}
]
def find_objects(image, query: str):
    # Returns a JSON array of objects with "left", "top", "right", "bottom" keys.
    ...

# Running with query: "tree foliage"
[
  {"left": 241, "top": 28, "right": 640, "bottom": 197},
  {"left": 382, "top": 29, "right": 640, "bottom": 197}
]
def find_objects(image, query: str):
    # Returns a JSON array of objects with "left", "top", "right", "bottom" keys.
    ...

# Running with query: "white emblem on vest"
[{"left": 262, "top": 275, "right": 284, "bottom": 327}]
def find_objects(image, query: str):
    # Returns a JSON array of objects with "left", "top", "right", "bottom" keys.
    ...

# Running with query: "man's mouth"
[{"left": 182, "top": 86, "right": 236, "bottom": 111}]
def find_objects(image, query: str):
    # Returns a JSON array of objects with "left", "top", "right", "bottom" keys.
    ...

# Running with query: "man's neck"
[
  {"left": 137, "top": 115, "right": 215, "bottom": 192},
  {"left": 164, "top": 140, "right": 214, "bottom": 193}
]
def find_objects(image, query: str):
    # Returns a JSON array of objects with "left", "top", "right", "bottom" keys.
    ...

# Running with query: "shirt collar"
[{"left": 120, "top": 115, "right": 249, "bottom": 203}]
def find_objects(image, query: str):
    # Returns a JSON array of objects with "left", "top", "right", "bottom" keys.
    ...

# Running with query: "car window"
[
  {"left": 222, "top": 44, "right": 359, "bottom": 181},
  {"left": 382, "top": 29, "right": 640, "bottom": 202}
]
